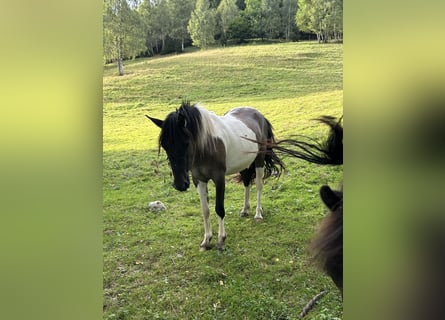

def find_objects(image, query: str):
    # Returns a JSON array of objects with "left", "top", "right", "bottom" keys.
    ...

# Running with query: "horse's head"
[
  {"left": 146, "top": 109, "right": 191, "bottom": 192},
  {"left": 313, "top": 184, "right": 343, "bottom": 294},
  {"left": 320, "top": 184, "right": 343, "bottom": 212}
]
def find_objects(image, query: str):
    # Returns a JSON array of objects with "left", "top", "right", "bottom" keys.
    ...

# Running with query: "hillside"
[{"left": 103, "top": 41, "right": 343, "bottom": 319}]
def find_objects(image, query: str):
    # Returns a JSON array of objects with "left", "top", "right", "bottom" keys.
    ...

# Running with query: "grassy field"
[{"left": 103, "top": 41, "right": 343, "bottom": 319}]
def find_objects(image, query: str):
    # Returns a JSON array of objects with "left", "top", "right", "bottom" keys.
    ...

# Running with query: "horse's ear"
[
  {"left": 177, "top": 112, "right": 187, "bottom": 128},
  {"left": 145, "top": 115, "right": 163, "bottom": 128},
  {"left": 319, "top": 185, "right": 342, "bottom": 210}
]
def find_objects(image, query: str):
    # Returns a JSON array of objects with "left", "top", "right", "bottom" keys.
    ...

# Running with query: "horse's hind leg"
[
  {"left": 240, "top": 186, "right": 250, "bottom": 217},
  {"left": 239, "top": 167, "right": 254, "bottom": 217},
  {"left": 197, "top": 181, "right": 212, "bottom": 251},
  {"left": 254, "top": 167, "right": 264, "bottom": 221}
]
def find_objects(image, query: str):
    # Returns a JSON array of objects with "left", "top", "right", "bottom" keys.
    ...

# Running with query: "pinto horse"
[
  {"left": 146, "top": 101, "right": 284, "bottom": 251},
  {"left": 272, "top": 116, "right": 343, "bottom": 294}
]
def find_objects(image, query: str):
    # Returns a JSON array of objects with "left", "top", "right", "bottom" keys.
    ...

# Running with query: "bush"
[
  {"left": 160, "top": 36, "right": 181, "bottom": 55},
  {"left": 228, "top": 14, "right": 251, "bottom": 44}
]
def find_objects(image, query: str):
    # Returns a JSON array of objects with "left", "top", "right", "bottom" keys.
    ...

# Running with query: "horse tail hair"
[
  {"left": 263, "top": 118, "right": 285, "bottom": 179},
  {"left": 273, "top": 116, "right": 343, "bottom": 165}
]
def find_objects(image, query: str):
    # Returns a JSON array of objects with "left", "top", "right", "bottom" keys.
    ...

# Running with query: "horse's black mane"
[
  {"left": 159, "top": 101, "right": 203, "bottom": 150},
  {"left": 274, "top": 116, "right": 343, "bottom": 165}
]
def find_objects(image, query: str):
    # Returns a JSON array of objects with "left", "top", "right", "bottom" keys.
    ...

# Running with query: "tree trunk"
[
  {"left": 117, "top": 57, "right": 123, "bottom": 76},
  {"left": 286, "top": 7, "right": 291, "bottom": 41},
  {"left": 117, "top": 36, "right": 124, "bottom": 76}
]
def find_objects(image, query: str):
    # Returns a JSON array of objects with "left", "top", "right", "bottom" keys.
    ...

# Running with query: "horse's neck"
[
  {"left": 196, "top": 106, "right": 217, "bottom": 129},
  {"left": 194, "top": 107, "right": 217, "bottom": 155}
]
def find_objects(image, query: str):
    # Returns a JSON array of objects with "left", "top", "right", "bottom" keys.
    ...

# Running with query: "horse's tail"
[
  {"left": 263, "top": 118, "right": 285, "bottom": 179},
  {"left": 273, "top": 116, "right": 343, "bottom": 165}
]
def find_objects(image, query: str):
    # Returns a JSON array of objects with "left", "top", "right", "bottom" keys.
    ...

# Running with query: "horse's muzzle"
[{"left": 173, "top": 180, "right": 190, "bottom": 192}]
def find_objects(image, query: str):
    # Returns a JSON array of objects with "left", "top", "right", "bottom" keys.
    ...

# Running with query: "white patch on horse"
[
  {"left": 197, "top": 181, "right": 212, "bottom": 250},
  {"left": 254, "top": 167, "right": 264, "bottom": 220},
  {"left": 196, "top": 107, "right": 258, "bottom": 175},
  {"left": 195, "top": 104, "right": 217, "bottom": 152},
  {"left": 218, "top": 114, "right": 258, "bottom": 174}
]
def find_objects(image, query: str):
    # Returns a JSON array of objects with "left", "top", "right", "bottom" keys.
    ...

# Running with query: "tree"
[
  {"left": 295, "top": 0, "right": 311, "bottom": 35},
  {"left": 228, "top": 11, "right": 251, "bottom": 43},
  {"left": 104, "top": 0, "right": 145, "bottom": 75},
  {"left": 236, "top": 0, "right": 246, "bottom": 10},
  {"left": 330, "top": 0, "right": 343, "bottom": 41},
  {"left": 139, "top": 1, "right": 157, "bottom": 55},
  {"left": 139, "top": 0, "right": 172, "bottom": 54},
  {"left": 243, "top": 0, "right": 298, "bottom": 41},
  {"left": 188, "top": 0, "right": 217, "bottom": 49},
  {"left": 216, "top": 0, "right": 240, "bottom": 45},
  {"left": 168, "top": 0, "right": 195, "bottom": 51},
  {"left": 281, "top": 0, "right": 298, "bottom": 40},
  {"left": 296, "top": 0, "right": 342, "bottom": 43},
  {"left": 209, "top": 0, "right": 222, "bottom": 7},
  {"left": 244, "top": 0, "right": 267, "bottom": 39},
  {"left": 264, "top": 0, "right": 281, "bottom": 39}
]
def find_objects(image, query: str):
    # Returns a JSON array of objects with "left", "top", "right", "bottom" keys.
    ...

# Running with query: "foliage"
[
  {"left": 103, "top": 0, "right": 342, "bottom": 72},
  {"left": 227, "top": 12, "right": 252, "bottom": 43},
  {"left": 188, "top": 0, "right": 217, "bottom": 48},
  {"left": 139, "top": 0, "right": 172, "bottom": 55},
  {"left": 216, "top": 0, "right": 240, "bottom": 45},
  {"left": 281, "top": 0, "right": 299, "bottom": 40},
  {"left": 236, "top": 0, "right": 246, "bottom": 10},
  {"left": 296, "top": 0, "right": 343, "bottom": 43},
  {"left": 168, "top": 0, "right": 195, "bottom": 51},
  {"left": 244, "top": 0, "right": 267, "bottom": 39},
  {"left": 103, "top": 41, "right": 343, "bottom": 319},
  {"left": 104, "top": 0, "right": 147, "bottom": 74}
]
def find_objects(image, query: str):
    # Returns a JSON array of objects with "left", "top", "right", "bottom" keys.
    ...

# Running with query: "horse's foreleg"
[
  {"left": 254, "top": 167, "right": 264, "bottom": 221},
  {"left": 214, "top": 179, "right": 227, "bottom": 251},
  {"left": 217, "top": 216, "right": 226, "bottom": 251},
  {"left": 197, "top": 181, "right": 212, "bottom": 251}
]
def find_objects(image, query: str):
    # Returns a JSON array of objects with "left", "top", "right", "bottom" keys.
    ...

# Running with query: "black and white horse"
[{"left": 146, "top": 101, "right": 284, "bottom": 251}]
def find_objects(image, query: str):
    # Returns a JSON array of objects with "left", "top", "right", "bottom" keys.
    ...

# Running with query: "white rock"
[{"left": 149, "top": 200, "right": 166, "bottom": 212}]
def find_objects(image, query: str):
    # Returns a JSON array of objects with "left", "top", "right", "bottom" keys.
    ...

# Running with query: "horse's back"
[
  {"left": 210, "top": 107, "right": 262, "bottom": 174},
  {"left": 225, "top": 107, "right": 268, "bottom": 131}
]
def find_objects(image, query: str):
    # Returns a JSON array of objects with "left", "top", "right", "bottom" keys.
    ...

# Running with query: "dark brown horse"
[
  {"left": 272, "top": 116, "right": 343, "bottom": 294},
  {"left": 313, "top": 184, "right": 343, "bottom": 294},
  {"left": 146, "top": 101, "right": 284, "bottom": 251}
]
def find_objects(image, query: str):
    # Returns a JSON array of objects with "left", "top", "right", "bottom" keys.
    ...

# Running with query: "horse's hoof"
[
  {"left": 254, "top": 217, "right": 263, "bottom": 222},
  {"left": 240, "top": 211, "right": 249, "bottom": 218},
  {"left": 217, "top": 244, "right": 225, "bottom": 251},
  {"left": 199, "top": 244, "right": 212, "bottom": 251}
]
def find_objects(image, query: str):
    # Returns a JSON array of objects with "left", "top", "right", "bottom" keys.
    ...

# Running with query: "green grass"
[{"left": 103, "top": 41, "right": 343, "bottom": 319}]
